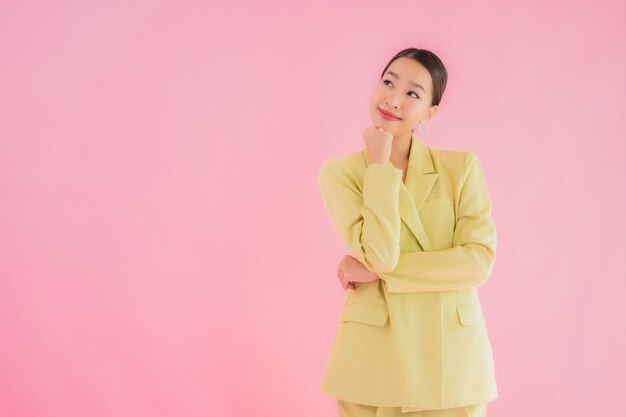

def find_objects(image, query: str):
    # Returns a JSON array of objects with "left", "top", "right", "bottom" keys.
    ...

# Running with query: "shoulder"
[
  {"left": 429, "top": 144, "right": 480, "bottom": 177},
  {"left": 318, "top": 149, "right": 367, "bottom": 184},
  {"left": 429, "top": 144, "right": 471, "bottom": 165}
]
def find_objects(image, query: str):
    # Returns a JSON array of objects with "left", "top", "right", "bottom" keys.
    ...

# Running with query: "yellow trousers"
[{"left": 337, "top": 400, "right": 487, "bottom": 417}]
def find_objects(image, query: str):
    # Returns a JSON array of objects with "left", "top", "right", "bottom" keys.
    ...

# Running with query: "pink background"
[{"left": 1, "top": 1, "right": 624, "bottom": 416}]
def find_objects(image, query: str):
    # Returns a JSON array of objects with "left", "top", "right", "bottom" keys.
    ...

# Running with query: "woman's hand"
[
  {"left": 337, "top": 255, "right": 380, "bottom": 291},
  {"left": 363, "top": 126, "right": 393, "bottom": 165}
]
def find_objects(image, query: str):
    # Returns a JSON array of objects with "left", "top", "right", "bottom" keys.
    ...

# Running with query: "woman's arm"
[
  {"left": 378, "top": 151, "right": 497, "bottom": 292},
  {"left": 318, "top": 159, "right": 403, "bottom": 273}
]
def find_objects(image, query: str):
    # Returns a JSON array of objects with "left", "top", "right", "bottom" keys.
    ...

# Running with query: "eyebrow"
[{"left": 385, "top": 70, "right": 425, "bottom": 92}]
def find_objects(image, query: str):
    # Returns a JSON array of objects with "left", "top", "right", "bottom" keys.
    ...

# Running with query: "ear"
[{"left": 426, "top": 105, "right": 439, "bottom": 121}]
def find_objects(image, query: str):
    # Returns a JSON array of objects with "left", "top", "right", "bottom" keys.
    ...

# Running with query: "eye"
[{"left": 383, "top": 79, "right": 419, "bottom": 99}]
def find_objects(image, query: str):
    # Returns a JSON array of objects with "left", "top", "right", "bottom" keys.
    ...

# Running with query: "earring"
[{"left": 414, "top": 120, "right": 429, "bottom": 136}]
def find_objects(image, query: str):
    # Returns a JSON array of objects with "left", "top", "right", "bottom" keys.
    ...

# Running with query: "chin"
[{"left": 371, "top": 120, "right": 385, "bottom": 130}]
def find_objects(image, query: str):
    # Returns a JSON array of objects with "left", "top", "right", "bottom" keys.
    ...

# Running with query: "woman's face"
[{"left": 370, "top": 57, "right": 438, "bottom": 138}]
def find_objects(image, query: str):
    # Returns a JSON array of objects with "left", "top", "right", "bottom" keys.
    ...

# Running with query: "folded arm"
[{"left": 378, "top": 151, "right": 497, "bottom": 292}]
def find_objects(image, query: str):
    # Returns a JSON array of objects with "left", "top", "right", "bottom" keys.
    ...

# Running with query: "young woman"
[{"left": 317, "top": 48, "right": 498, "bottom": 417}]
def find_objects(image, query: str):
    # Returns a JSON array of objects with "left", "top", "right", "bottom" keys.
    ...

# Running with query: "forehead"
[{"left": 386, "top": 57, "right": 432, "bottom": 92}]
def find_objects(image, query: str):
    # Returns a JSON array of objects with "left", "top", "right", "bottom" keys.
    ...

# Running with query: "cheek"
[
  {"left": 372, "top": 86, "right": 388, "bottom": 102},
  {"left": 370, "top": 92, "right": 381, "bottom": 107},
  {"left": 402, "top": 105, "right": 422, "bottom": 122}
]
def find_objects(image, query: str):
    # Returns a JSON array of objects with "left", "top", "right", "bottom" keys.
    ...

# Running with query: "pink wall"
[{"left": 1, "top": 1, "right": 624, "bottom": 416}]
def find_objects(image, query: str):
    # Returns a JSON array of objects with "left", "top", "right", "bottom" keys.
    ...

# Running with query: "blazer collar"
[{"left": 361, "top": 133, "right": 438, "bottom": 251}]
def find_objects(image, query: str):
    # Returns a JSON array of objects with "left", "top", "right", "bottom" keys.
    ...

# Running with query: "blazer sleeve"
[
  {"left": 317, "top": 159, "right": 403, "bottom": 272},
  {"left": 378, "top": 151, "right": 497, "bottom": 293}
]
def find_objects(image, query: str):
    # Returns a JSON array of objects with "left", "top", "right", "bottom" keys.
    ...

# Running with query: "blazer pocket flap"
[
  {"left": 457, "top": 303, "right": 485, "bottom": 326},
  {"left": 341, "top": 303, "right": 388, "bottom": 326}
]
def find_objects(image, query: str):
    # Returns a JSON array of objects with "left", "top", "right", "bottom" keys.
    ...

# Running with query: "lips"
[{"left": 378, "top": 108, "right": 401, "bottom": 120}]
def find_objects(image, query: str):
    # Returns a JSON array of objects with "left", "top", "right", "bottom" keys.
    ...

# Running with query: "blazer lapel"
[
  {"left": 361, "top": 134, "right": 437, "bottom": 252},
  {"left": 401, "top": 135, "right": 437, "bottom": 251}
]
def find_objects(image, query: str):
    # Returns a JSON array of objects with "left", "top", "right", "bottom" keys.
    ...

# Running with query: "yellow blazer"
[{"left": 317, "top": 134, "right": 498, "bottom": 411}]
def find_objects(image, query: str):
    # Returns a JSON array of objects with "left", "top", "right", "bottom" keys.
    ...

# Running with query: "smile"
[{"left": 378, "top": 108, "right": 401, "bottom": 121}]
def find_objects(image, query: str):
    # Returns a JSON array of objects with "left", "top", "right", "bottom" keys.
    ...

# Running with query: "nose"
[{"left": 386, "top": 92, "right": 401, "bottom": 109}]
